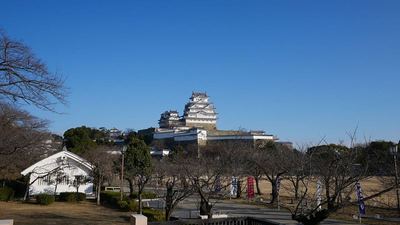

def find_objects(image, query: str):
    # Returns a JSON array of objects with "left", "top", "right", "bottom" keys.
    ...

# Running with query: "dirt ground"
[
  {"left": 0, "top": 201, "right": 131, "bottom": 225},
  {"left": 253, "top": 176, "right": 398, "bottom": 208}
]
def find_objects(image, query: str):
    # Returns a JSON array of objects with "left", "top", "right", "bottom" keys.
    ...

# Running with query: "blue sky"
[{"left": 1, "top": 0, "right": 399, "bottom": 145}]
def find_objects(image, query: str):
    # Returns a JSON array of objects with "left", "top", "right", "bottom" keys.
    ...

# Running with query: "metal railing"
[{"left": 149, "top": 217, "right": 282, "bottom": 225}]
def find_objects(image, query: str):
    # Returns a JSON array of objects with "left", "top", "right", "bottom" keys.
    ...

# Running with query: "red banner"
[{"left": 247, "top": 176, "right": 255, "bottom": 199}]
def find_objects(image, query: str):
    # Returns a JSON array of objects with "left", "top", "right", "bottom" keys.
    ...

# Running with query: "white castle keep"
[
  {"left": 153, "top": 92, "right": 277, "bottom": 148},
  {"left": 159, "top": 92, "right": 217, "bottom": 130}
]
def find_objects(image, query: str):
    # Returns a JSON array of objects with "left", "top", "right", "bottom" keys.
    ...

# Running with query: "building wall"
[
  {"left": 22, "top": 151, "right": 94, "bottom": 196},
  {"left": 29, "top": 162, "right": 93, "bottom": 195},
  {"left": 185, "top": 122, "right": 216, "bottom": 130}
]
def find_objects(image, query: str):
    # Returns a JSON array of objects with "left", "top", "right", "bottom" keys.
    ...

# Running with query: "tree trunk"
[
  {"left": 138, "top": 192, "right": 143, "bottom": 214},
  {"left": 54, "top": 183, "right": 58, "bottom": 196},
  {"left": 127, "top": 178, "right": 134, "bottom": 197},
  {"left": 96, "top": 181, "right": 101, "bottom": 205},
  {"left": 23, "top": 184, "right": 29, "bottom": 201},
  {"left": 165, "top": 183, "right": 173, "bottom": 221},
  {"left": 236, "top": 180, "right": 241, "bottom": 198},
  {"left": 255, "top": 176, "right": 262, "bottom": 195},
  {"left": 325, "top": 180, "right": 335, "bottom": 210},
  {"left": 23, "top": 174, "right": 31, "bottom": 201},
  {"left": 200, "top": 197, "right": 212, "bottom": 218},
  {"left": 76, "top": 185, "right": 79, "bottom": 200},
  {"left": 292, "top": 209, "right": 329, "bottom": 225},
  {"left": 294, "top": 178, "right": 300, "bottom": 200},
  {"left": 270, "top": 179, "right": 278, "bottom": 204}
]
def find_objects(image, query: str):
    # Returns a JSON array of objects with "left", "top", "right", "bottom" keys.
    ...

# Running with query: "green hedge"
[
  {"left": 36, "top": 194, "right": 55, "bottom": 205},
  {"left": 117, "top": 199, "right": 138, "bottom": 212},
  {"left": 0, "top": 187, "right": 15, "bottom": 201},
  {"left": 59, "top": 192, "right": 86, "bottom": 202},
  {"left": 143, "top": 208, "right": 164, "bottom": 222},
  {"left": 131, "top": 191, "right": 157, "bottom": 199},
  {"left": 100, "top": 191, "right": 122, "bottom": 207},
  {"left": 101, "top": 192, "right": 141, "bottom": 212}
]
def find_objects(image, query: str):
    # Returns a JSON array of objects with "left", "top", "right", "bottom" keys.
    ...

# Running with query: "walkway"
[{"left": 171, "top": 198, "right": 362, "bottom": 225}]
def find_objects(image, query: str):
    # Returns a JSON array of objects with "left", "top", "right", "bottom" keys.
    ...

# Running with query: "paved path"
[{"left": 170, "top": 198, "right": 362, "bottom": 225}]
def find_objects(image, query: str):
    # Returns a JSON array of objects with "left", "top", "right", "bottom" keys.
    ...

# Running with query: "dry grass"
[
  {"left": 254, "top": 176, "right": 398, "bottom": 208},
  {"left": 0, "top": 201, "right": 131, "bottom": 225},
  {"left": 235, "top": 176, "right": 400, "bottom": 225},
  {"left": 331, "top": 205, "right": 400, "bottom": 225}
]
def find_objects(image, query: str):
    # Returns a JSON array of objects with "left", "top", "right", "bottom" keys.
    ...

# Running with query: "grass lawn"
[{"left": 0, "top": 201, "right": 131, "bottom": 225}]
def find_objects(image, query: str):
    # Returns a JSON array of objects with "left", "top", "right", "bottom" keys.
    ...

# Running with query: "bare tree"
[
  {"left": 52, "top": 170, "right": 67, "bottom": 196},
  {"left": 251, "top": 141, "right": 290, "bottom": 204},
  {"left": 83, "top": 146, "right": 117, "bottom": 205},
  {"left": 154, "top": 153, "right": 193, "bottom": 221},
  {"left": 0, "top": 31, "right": 66, "bottom": 111},
  {"left": 284, "top": 148, "right": 308, "bottom": 201},
  {"left": 0, "top": 103, "right": 52, "bottom": 181},
  {"left": 182, "top": 147, "right": 232, "bottom": 219},
  {"left": 288, "top": 144, "right": 367, "bottom": 225}
]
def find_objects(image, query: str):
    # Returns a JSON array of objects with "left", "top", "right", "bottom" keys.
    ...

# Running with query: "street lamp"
[
  {"left": 390, "top": 143, "right": 399, "bottom": 211},
  {"left": 120, "top": 145, "right": 127, "bottom": 201}
]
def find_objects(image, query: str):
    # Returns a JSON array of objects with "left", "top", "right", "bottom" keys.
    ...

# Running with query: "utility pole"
[
  {"left": 391, "top": 143, "right": 400, "bottom": 211},
  {"left": 120, "top": 145, "right": 126, "bottom": 201}
]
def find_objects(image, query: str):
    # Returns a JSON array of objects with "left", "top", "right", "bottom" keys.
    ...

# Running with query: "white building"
[
  {"left": 21, "top": 149, "right": 94, "bottom": 196},
  {"left": 154, "top": 92, "right": 278, "bottom": 151},
  {"left": 183, "top": 92, "right": 217, "bottom": 130},
  {"left": 159, "top": 110, "right": 183, "bottom": 128}
]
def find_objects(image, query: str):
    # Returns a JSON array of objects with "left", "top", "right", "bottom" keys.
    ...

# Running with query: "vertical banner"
[
  {"left": 316, "top": 179, "right": 322, "bottom": 210},
  {"left": 247, "top": 176, "right": 255, "bottom": 199},
  {"left": 230, "top": 176, "right": 238, "bottom": 197},
  {"left": 355, "top": 182, "right": 366, "bottom": 216},
  {"left": 215, "top": 175, "right": 221, "bottom": 193}
]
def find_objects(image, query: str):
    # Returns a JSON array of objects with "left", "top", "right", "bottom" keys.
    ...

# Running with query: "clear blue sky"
[{"left": 1, "top": 0, "right": 399, "bottom": 145}]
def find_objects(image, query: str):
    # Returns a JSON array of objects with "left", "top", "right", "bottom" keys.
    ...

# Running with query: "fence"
[{"left": 149, "top": 217, "right": 282, "bottom": 225}]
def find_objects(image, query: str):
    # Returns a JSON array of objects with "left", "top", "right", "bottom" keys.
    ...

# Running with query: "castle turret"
[{"left": 158, "top": 110, "right": 183, "bottom": 128}]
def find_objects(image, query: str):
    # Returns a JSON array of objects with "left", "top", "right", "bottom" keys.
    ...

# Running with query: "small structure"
[
  {"left": 130, "top": 214, "right": 147, "bottom": 225},
  {"left": 0, "top": 220, "right": 13, "bottom": 225},
  {"left": 21, "top": 148, "right": 94, "bottom": 196},
  {"left": 159, "top": 110, "right": 183, "bottom": 128}
]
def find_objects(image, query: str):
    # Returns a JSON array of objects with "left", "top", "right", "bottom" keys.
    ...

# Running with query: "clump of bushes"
[
  {"left": 0, "top": 187, "right": 15, "bottom": 201},
  {"left": 101, "top": 191, "right": 158, "bottom": 213},
  {"left": 130, "top": 191, "right": 157, "bottom": 199},
  {"left": 143, "top": 208, "right": 164, "bottom": 222},
  {"left": 117, "top": 199, "right": 138, "bottom": 212},
  {"left": 36, "top": 194, "right": 55, "bottom": 205},
  {"left": 100, "top": 191, "right": 121, "bottom": 207},
  {"left": 59, "top": 192, "right": 86, "bottom": 202}
]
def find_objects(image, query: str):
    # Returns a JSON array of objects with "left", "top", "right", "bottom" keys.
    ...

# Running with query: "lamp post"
[
  {"left": 390, "top": 143, "right": 399, "bottom": 211},
  {"left": 120, "top": 145, "right": 127, "bottom": 201}
]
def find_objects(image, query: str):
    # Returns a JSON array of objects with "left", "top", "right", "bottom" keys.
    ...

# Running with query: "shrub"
[
  {"left": 100, "top": 191, "right": 121, "bottom": 207},
  {"left": 59, "top": 192, "right": 86, "bottom": 202},
  {"left": 0, "top": 187, "right": 15, "bottom": 201},
  {"left": 36, "top": 194, "right": 55, "bottom": 205},
  {"left": 143, "top": 208, "right": 164, "bottom": 222},
  {"left": 128, "top": 199, "right": 138, "bottom": 212},
  {"left": 130, "top": 191, "right": 157, "bottom": 199},
  {"left": 76, "top": 192, "right": 86, "bottom": 201},
  {"left": 117, "top": 200, "right": 129, "bottom": 211},
  {"left": 142, "top": 191, "right": 157, "bottom": 199}
]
